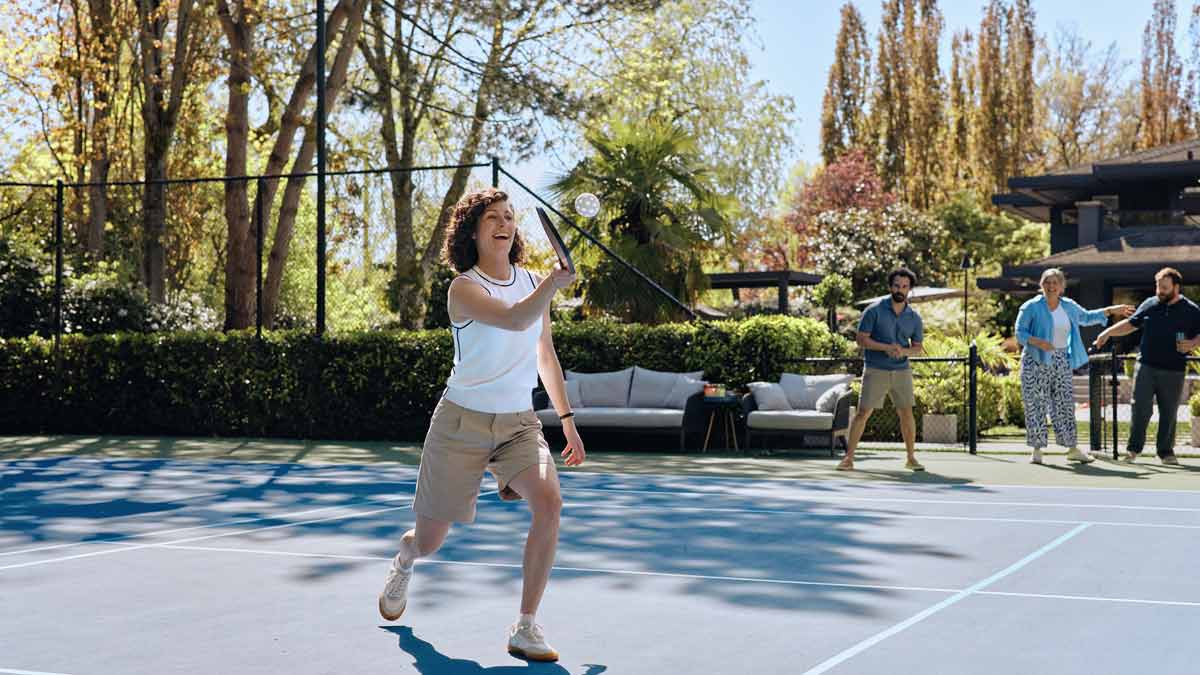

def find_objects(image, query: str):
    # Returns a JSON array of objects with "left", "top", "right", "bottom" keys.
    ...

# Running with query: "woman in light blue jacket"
[{"left": 1015, "top": 268, "right": 1133, "bottom": 464}]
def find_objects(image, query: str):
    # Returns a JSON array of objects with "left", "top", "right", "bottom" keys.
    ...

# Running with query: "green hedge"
[{"left": 0, "top": 315, "right": 852, "bottom": 440}]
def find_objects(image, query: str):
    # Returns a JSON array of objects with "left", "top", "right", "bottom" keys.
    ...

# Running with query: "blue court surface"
[{"left": 3, "top": 455, "right": 1200, "bottom": 674}]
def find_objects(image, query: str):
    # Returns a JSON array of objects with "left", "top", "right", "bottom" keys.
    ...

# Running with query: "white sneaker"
[
  {"left": 1030, "top": 448, "right": 1044, "bottom": 464},
  {"left": 507, "top": 621, "right": 559, "bottom": 662},
  {"left": 378, "top": 553, "right": 412, "bottom": 621},
  {"left": 1065, "top": 447, "right": 1094, "bottom": 463}
]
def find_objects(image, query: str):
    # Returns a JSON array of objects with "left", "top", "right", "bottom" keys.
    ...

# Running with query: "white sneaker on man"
[
  {"left": 1065, "top": 447, "right": 1094, "bottom": 463},
  {"left": 378, "top": 553, "right": 412, "bottom": 621},
  {"left": 507, "top": 621, "right": 559, "bottom": 662},
  {"left": 1121, "top": 451, "right": 1139, "bottom": 464},
  {"left": 1030, "top": 448, "right": 1044, "bottom": 464}
]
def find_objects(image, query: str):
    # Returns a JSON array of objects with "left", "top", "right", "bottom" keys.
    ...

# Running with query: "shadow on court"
[{"left": 382, "top": 626, "right": 607, "bottom": 674}]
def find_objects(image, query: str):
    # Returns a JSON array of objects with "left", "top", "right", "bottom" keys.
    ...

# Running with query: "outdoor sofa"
[
  {"left": 533, "top": 366, "right": 709, "bottom": 451},
  {"left": 740, "top": 373, "right": 855, "bottom": 455}
]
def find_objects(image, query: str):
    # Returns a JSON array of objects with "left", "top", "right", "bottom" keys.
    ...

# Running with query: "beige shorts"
[
  {"left": 413, "top": 397, "right": 552, "bottom": 524},
  {"left": 859, "top": 367, "right": 916, "bottom": 409}
]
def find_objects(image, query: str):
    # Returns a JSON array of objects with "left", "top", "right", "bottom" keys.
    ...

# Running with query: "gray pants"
[{"left": 1127, "top": 363, "right": 1186, "bottom": 458}]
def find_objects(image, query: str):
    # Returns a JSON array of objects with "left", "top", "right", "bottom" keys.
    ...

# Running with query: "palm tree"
[{"left": 551, "top": 119, "right": 732, "bottom": 323}]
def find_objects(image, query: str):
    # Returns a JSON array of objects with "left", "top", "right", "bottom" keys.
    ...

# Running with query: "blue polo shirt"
[
  {"left": 858, "top": 299, "right": 924, "bottom": 371},
  {"left": 1128, "top": 295, "right": 1200, "bottom": 371}
]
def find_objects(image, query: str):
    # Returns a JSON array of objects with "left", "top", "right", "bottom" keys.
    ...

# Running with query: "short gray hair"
[{"left": 1039, "top": 268, "right": 1066, "bottom": 286}]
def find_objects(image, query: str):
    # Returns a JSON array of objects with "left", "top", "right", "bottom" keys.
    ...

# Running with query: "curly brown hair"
[{"left": 443, "top": 187, "right": 525, "bottom": 273}]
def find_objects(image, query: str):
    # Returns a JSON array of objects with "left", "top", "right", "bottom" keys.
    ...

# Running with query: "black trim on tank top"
[{"left": 471, "top": 264, "right": 516, "bottom": 287}]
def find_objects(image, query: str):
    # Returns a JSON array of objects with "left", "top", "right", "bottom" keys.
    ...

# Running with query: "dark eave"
[{"left": 707, "top": 270, "right": 823, "bottom": 289}]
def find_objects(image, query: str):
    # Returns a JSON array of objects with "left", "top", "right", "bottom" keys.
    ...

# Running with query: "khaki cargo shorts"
[
  {"left": 412, "top": 397, "right": 553, "bottom": 524},
  {"left": 859, "top": 367, "right": 916, "bottom": 409}
]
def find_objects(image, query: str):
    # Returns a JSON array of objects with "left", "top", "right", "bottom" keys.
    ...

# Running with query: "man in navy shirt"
[
  {"left": 1095, "top": 267, "right": 1200, "bottom": 465},
  {"left": 839, "top": 268, "right": 925, "bottom": 472}
]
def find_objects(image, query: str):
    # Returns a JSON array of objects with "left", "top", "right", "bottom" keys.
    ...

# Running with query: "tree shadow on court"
[{"left": 381, "top": 626, "right": 606, "bottom": 675}]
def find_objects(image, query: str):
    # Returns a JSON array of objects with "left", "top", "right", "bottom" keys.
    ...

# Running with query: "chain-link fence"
[{"left": 1088, "top": 352, "right": 1199, "bottom": 458}]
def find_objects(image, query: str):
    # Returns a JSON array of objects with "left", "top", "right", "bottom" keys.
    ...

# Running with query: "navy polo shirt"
[
  {"left": 858, "top": 299, "right": 924, "bottom": 371},
  {"left": 1128, "top": 295, "right": 1200, "bottom": 371}
]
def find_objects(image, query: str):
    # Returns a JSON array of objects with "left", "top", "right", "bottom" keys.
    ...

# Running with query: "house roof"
[
  {"left": 979, "top": 226, "right": 1200, "bottom": 286},
  {"left": 992, "top": 138, "right": 1200, "bottom": 219}
]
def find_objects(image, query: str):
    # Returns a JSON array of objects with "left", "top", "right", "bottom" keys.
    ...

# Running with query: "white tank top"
[{"left": 443, "top": 263, "right": 542, "bottom": 413}]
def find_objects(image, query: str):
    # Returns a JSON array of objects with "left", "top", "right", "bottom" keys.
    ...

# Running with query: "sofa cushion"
[
  {"left": 566, "top": 368, "right": 634, "bottom": 407},
  {"left": 747, "top": 382, "right": 791, "bottom": 410},
  {"left": 746, "top": 410, "right": 835, "bottom": 431},
  {"left": 815, "top": 383, "right": 850, "bottom": 413},
  {"left": 537, "top": 407, "right": 684, "bottom": 428},
  {"left": 628, "top": 366, "right": 705, "bottom": 408},
  {"left": 664, "top": 376, "right": 706, "bottom": 409},
  {"left": 779, "top": 373, "right": 855, "bottom": 410},
  {"left": 565, "top": 379, "right": 582, "bottom": 409}
]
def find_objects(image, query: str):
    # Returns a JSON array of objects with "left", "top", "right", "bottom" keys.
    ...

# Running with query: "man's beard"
[
  {"left": 1158, "top": 289, "right": 1178, "bottom": 303},
  {"left": 891, "top": 292, "right": 907, "bottom": 303}
]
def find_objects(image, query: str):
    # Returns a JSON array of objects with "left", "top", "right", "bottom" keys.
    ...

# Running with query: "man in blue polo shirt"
[
  {"left": 1095, "top": 267, "right": 1200, "bottom": 465},
  {"left": 838, "top": 268, "right": 925, "bottom": 472}
]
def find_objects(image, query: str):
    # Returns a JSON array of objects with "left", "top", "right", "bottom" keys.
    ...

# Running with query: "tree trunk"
[
  {"left": 86, "top": 0, "right": 117, "bottom": 257},
  {"left": 260, "top": 0, "right": 367, "bottom": 327},
  {"left": 217, "top": 0, "right": 256, "bottom": 328},
  {"left": 138, "top": 0, "right": 200, "bottom": 304},
  {"left": 142, "top": 150, "right": 167, "bottom": 302},
  {"left": 220, "top": 0, "right": 357, "bottom": 329}
]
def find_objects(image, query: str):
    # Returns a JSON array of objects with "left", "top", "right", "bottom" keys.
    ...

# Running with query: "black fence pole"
[
  {"left": 1110, "top": 351, "right": 1120, "bottom": 459},
  {"left": 254, "top": 177, "right": 265, "bottom": 341},
  {"left": 1088, "top": 357, "right": 1104, "bottom": 452},
  {"left": 491, "top": 157, "right": 499, "bottom": 188},
  {"left": 54, "top": 180, "right": 64, "bottom": 357},
  {"left": 315, "top": 0, "right": 327, "bottom": 337},
  {"left": 968, "top": 341, "right": 978, "bottom": 454}
]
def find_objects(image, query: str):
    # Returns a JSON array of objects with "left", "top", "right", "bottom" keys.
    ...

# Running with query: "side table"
[{"left": 701, "top": 395, "right": 742, "bottom": 452}]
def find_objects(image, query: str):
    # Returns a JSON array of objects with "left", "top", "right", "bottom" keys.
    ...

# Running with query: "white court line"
[
  {"left": 977, "top": 590, "right": 1200, "bottom": 608},
  {"left": 560, "top": 466, "right": 1200, "bottom": 496},
  {"left": 0, "top": 669, "right": 75, "bottom": 675},
  {"left": 0, "top": 493, "right": 414, "bottom": 559},
  {"left": 125, "top": 537, "right": 1200, "bottom": 609},
  {"left": 801, "top": 523, "right": 1092, "bottom": 675},
  {"left": 556, "top": 501, "right": 1200, "bottom": 529},
  {"left": 0, "top": 490, "right": 435, "bottom": 571},
  {"left": 2, "top": 461, "right": 420, "bottom": 484},
  {"left": 556, "top": 482, "right": 1200, "bottom": 509}
]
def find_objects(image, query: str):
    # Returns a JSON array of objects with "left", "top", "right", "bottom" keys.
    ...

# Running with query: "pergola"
[{"left": 706, "top": 270, "right": 824, "bottom": 314}]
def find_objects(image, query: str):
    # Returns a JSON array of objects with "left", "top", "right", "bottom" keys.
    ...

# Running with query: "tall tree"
[
  {"left": 136, "top": 0, "right": 210, "bottom": 303},
  {"left": 820, "top": 2, "right": 872, "bottom": 165},
  {"left": 1141, "top": 0, "right": 1189, "bottom": 148},
  {"left": 869, "top": 0, "right": 907, "bottom": 192},
  {"left": 1005, "top": 0, "right": 1037, "bottom": 174},
  {"left": 903, "top": 0, "right": 944, "bottom": 209},
  {"left": 1041, "top": 25, "right": 1127, "bottom": 168},
  {"left": 946, "top": 30, "right": 974, "bottom": 190}
]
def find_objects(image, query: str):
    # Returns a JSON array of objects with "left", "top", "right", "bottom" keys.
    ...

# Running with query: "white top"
[
  {"left": 1050, "top": 304, "right": 1070, "bottom": 349},
  {"left": 443, "top": 264, "right": 543, "bottom": 413}
]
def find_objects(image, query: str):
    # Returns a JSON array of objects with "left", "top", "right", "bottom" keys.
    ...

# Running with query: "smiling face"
[
  {"left": 472, "top": 199, "right": 516, "bottom": 258},
  {"left": 1040, "top": 274, "right": 1063, "bottom": 301}
]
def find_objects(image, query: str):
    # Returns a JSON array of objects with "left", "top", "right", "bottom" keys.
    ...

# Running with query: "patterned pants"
[{"left": 1020, "top": 349, "right": 1077, "bottom": 449}]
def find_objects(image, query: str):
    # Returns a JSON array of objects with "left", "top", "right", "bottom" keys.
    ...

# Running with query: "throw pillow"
[
  {"left": 815, "top": 383, "right": 849, "bottom": 413},
  {"left": 565, "top": 367, "right": 634, "bottom": 407},
  {"left": 779, "top": 373, "right": 854, "bottom": 409},
  {"left": 748, "top": 381, "right": 791, "bottom": 411},
  {"left": 628, "top": 366, "right": 704, "bottom": 408},
  {"left": 664, "top": 377, "right": 706, "bottom": 409}
]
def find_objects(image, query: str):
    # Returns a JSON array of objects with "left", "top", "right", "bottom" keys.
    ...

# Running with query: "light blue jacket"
[{"left": 1015, "top": 295, "right": 1108, "bottom": 369}]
